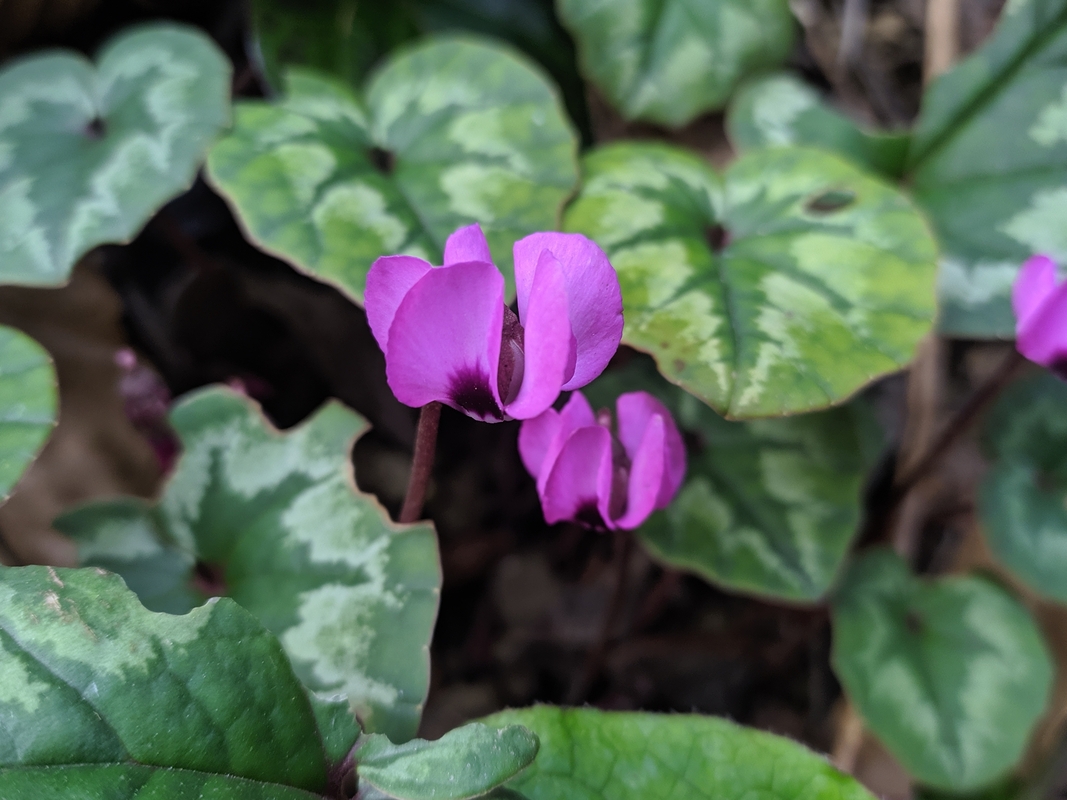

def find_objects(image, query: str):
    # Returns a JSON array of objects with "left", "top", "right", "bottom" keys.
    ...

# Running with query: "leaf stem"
[{"left": 399, "top": 402, "right": 442, "bottom": 524}]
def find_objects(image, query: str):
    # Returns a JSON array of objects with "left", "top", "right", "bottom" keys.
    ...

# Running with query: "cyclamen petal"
[
  {"left": 519, "top": 390, "right": 686, "bottom": 530},
  {"left": 365, "top": 255, "right": 434, "bottom": 353},
  {"left": 444, "top": 223, "right": 493, "bottom": 266},
  {"left": 1013, "top": 254, "right": 1067, "bottom": 370},
  {"left": 514, "top": 232, "right": 623, "bottom": 389}
]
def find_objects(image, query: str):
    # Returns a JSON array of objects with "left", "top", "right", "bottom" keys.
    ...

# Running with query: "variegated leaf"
[
  {"left": 0, "top": 326, "right": 56, "bottom": 500},
  {"left": 908, "top": 0, "right": 1067, "bottom": 337},
  {"left": 832, "top": 549, "right": 1054, "bottom": 791},
  {"left": 57, "top": 386, "right": 440, "bottom": 743},
  {"left": 564, "top": 143, "right": 938, "bottom": 418},
  {"left": 206, "top": 38, "right": 578, "bottom": 303},
  {"left": 482, "top": 707, "right": 875, "bottom": 800},
  {"left": 557, "top": 0, "right": 794, "bottom": 127},
  {"left": 0, "top": 23, "right": 231, "bottom": 285},
  {"left": 727, "top": 73, "right": 909, "bottom": 179},
  {"left": 0, "top": 566, "right": 346, "bottom": 797}
]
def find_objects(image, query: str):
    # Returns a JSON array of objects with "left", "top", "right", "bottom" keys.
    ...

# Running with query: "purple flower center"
[{"left": 449, "top": 366, "right": 503, "bottom": 421}]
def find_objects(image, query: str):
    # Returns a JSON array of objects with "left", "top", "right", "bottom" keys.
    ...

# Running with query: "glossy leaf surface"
[
  {"left": 0, "top": 566, "right": 342, "bottom": 798},
  {"left": 638, "top": 392, "right": 883, "bottom": 601},
  {"left": 208, "top": 38, "right": 578, "bottom": 303},
  {"left": 979, "top": 371, "right": 1067, "bottom": 602},
  {"left": 0, "top": 23, "right": 230, "bottom": 285},
  {"left": 565, "top": 143, "right": 938, "bottom": 417},
  {"left": 0, "top": 326, "right": 56, "bottom": 500},
  {"left": 58, "top": 386, "right": 440, "bottom": 743},
  {"left": 727, "top": 73, "right": 909, "bottom": 179},
  {"left": 908, "top": 0, "right": 1067, "bottom": 336},
  {"left": 483, "top": 706, "right": 875, "bottom": 800},
  {"left": 831, "top": 549, "right": 1053, "bottom": 791},
  {"left": 557, "top": 0, "right": 794, "bottom": 127},
  {"left": 357, "top": 723, "right": 539, "bottom": 800}
]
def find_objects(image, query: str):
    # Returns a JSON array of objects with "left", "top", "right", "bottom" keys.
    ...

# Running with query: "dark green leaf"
[
  {"left": 558, "top": 0, "right": 794, "bottom": 127},
  {"left": 357, "top": 723, "right": 539, "bottom": 800},
  {"left": 57, "top": 386, "right": 440, "bottom": 743},
  {"left": 979, "top": 371, "right": 1067, "bottom": 602},
  {"left": 727, "top": 73, "right": 910, "bottom": 179},
  {"left": 908, "top": 0, "right": 1067, "bottom": 337},
  {"left": 0, "top": 326, "right": 56, "bottom": 500},
  {"left": 0, "top": 566, "right": 337, "bottom": 797},
  {"left": 0, "top": 23, "right": 231, "bottom": 285},
  {"left": 207, "top": 38, "right": 578, "bottom": 302},
  {"left": 564, "top": 142, "right": 938, "bottom": 417},
  {"left": 482, "top": 706, "right": 875, "bottom": 800},
  {"left": 831, "top": 549, "right": 1054, "bottom": 791}
]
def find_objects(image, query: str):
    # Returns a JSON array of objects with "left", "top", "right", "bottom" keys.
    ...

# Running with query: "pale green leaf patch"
[
  {"left": 0, "top": 23, "right": 231, "bottom": 285},
  {"left": 482, "top": 706, "right": 875, "bottom": 800},
  {"left": 0, "top": 566, "right": 340, "bottom": 797},
  {"left": 0, "top": 325, "right": 57, "bottom": 501},
  {"left": 558, "top": 0, "right": 794, "bottom": 127},
  {"left": 565, "top": 142, "right": 938, "bottom": 418},
  {"left": 57, "top": 386, "right": 440, "bottom": 743},
  {"left": 207, "top": 37, "right": 578, "bottom": 302},
  {"left": 831, "top": 549, "right": 1054, "bottom": 791}
]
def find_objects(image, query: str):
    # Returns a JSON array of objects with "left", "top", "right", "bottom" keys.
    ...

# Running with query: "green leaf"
[
  {"left": 564, "top": 142, "right": 938, "bottom": 418},
  {"left": 357, "top": 723, "right": 539, "bottom": 800},
  {"left": 482, "top": 706, "right": 875, "bottom": 800},
  {"left": 0, "top": 23, "right": 231, "bottom": 286},
  {"left": 638, "top": 394, "right": 884, "bottom": 602},
  {"left": 831, "top": 549, "right": 1054, "bottom": 792},
  {"left": 57, "top": 386, "right": 440, "bottom": 743},
  {"left": 558, "top": 0, "right": 794, "bottom": 127},
  {"left": 727, "top": 73, "right": 910, "bottom": 179},
  {"left": 978, "top": 371, "right": 1067, "bottom": 602},
  {"left": 0, "top": 565, "right": 340, "bottom": 797},
  {"left": 907, "top": 0, "right": 1067, "bottom": 337},
  {"left": 207, "top": 37, "right": 578, "bottom": 303},
  {"left": 0, "top": 326, "right": 56, "bottom": 500}
]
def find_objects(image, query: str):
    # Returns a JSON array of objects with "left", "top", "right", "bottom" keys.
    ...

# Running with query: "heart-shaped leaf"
[
  {"left": 0, "top": 23, "right": 231, "bottom": 286},
  {"left": 831, "top": 549, "right": 1053, "bottom": 792},
  {"left": 356, "top": 723, "right": 539, "bottom": 800},
  {"left": 978, "top": 371, "right": 1067, "bottom": 602},
  {"left": 0, "top": 566, "right": 351, "bottom": 797},
  {"left": 727, "top": 73, "right": 910, "bottom": 179},
  {"left": 557, "top": 0, "right": 794, "bottom": 127},
  {"left": 57, "top": 386, "right": 440, "bottom": 743},
  {"left": 0, "top": 326, "right": 56, "bottom": 500},
  {"left": 207, "top": 38, "right": 578, "bottom": 303},
  {"left": 564, "top": 142, "right": 938, "bottom": 418},
  {"left": 639, "top": 391, "right": 883, "bottom": 602},
  {"left": 482, "top": 706, "right": 875, "bottom": 800},
  {"left": 907, "top": 0, "right": 1067, "bottom": 337}
]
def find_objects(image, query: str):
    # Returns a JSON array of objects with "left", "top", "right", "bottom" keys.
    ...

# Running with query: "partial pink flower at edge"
[
  {"left": 1014, "top": 254, "right": 1067, "bottom": 372},
  {"left": 518, "top": 391, "right": 687, "bottom": 531},
  {"left": 365, "top": 224, "right": 623, "bottom": 422}
]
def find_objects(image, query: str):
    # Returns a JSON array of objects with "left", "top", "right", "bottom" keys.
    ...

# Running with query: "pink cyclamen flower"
[
  {"left": 518, "top": 390, "right": 686, "bottom": 530},
  {"left": 1014, "top": 254, "right": 1067, "bottom": 373},
  {"left": 365, "top": 224, "right": 623, "bottom": 422}
]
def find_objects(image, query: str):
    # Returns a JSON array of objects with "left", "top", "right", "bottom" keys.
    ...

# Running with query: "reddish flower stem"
[{"left": 399, "top": 402, "right": 442, "bottom": 524}]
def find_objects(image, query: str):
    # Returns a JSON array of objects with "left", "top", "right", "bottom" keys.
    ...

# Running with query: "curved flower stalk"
[
  {"left": 1014, "top": 254, "right": 1067, "bottom": 375},
  {"left": 366, "top": 224, "right": 623, "bottom": 422},
  {"left": 519, "top": 391, "right": 686, "bottom": 530}
]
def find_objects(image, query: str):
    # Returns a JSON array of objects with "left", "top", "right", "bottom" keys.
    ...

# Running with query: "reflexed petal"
[
  {"left": 613, "top": 415, "right": 666, "bottom": 530},
  {"left": 514, "top": 232, "right": 623, "bottom": 389},
  {"left": 616, "top": 392, "right": 686, "bottom": 507},
  {"left": 530, "top": 391, "right": 596, "bottom": 495},
  {"left": 365, "top": 255, "right": 434, "bottom": 353},
  {"left": 518, "top": 408, "right": 561, "bottom": 480},
  {"left": 541, "top": 426, "right": 614, "bottom": 528},
  {"left": 505, "top": 251, "right": 573, "bottom": 419},
  {"left": 1018, "top": 276, "right": 1067, "bottom": 367},
  {"left": 1013, "top": 255, "right": 1058, "bottom": 331},
  {"left": 386, "top": 261, "right": 505, "bottom": 420},
  {"left": 444, "top": 223, "right": 493, "bottom": 266}
]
